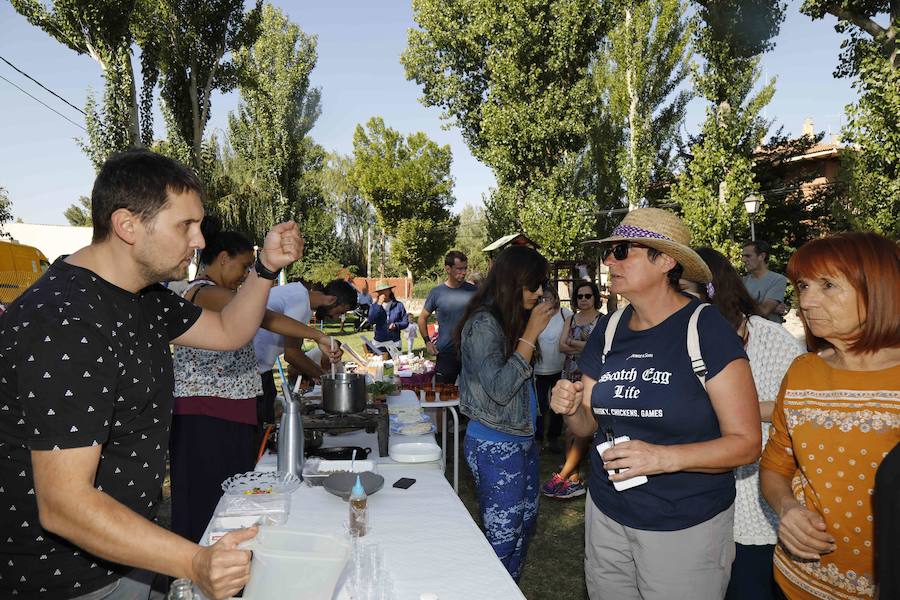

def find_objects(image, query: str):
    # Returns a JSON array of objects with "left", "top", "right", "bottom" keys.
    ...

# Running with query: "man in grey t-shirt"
[
  {"left": 417, "top": 251, "right": 477, "bottom": 383},
  {"left": 741, "top": 240, "right": 788, "bottom": 323}
]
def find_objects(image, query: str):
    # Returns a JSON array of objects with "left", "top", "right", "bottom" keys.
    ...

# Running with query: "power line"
[
  {"left": 0, "top": 54, "right": 86, "bottom": 116},
  {"left": 0, "top": 73, "right": 87, "bottom": 132}
]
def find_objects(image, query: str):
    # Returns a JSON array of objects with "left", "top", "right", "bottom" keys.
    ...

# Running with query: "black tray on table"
[{"left": 305, "top": 446, "right": 372, "bottom": 460}]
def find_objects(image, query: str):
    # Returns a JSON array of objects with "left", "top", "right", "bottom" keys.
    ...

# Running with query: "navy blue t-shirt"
[{"left": 578, "top": 298, "right": 747, "bottom": 531}]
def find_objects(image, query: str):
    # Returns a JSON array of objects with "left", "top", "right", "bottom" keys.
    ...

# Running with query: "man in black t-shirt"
[{"left": 0, "top": 150, "right": 302, "bottom": 600}]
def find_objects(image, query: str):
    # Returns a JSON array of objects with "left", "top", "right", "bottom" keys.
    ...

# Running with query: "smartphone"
[{"left": 393, "top": 477, "right": 416, "bottom": 489}]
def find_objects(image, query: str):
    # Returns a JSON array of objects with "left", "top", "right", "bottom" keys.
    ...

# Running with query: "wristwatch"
[{"left": 254, "top": 255, "right": 281, "bottom": 281}]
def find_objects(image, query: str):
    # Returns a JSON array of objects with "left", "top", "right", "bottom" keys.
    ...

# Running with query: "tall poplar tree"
[
  {"left": 670, "top": 0, "right": 786, "bottom": 261},
  {"left": 12, "top": 0, "right": 144, "bottom": 167},
  {"left": 218, "top": 4, "right": 321, "bottom": 238},
  {"left": 607, "top": 0, "right": 694, "bottom": 209},
  {"left": 139, "top": 0, "right": 262, "bottom": 171},
  {"left": 403, "top": 0, "right": 613, "bottom": 259}
]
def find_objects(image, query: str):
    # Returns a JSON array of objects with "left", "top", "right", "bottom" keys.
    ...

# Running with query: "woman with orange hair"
[{"left": 760, "top": 232, "right": 900, "bottom": 600}]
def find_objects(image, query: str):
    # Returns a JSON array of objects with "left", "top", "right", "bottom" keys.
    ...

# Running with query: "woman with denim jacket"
[{"left": 455, "top": 245, "right": 556, "bottom": 579}]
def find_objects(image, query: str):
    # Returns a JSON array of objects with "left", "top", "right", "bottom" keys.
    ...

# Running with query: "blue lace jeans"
[{"left": 464, "top": 434, "right": 540, "bottom": 580}]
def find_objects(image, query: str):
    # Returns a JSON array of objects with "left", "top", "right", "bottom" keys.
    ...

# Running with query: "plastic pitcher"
[{"left": 240, "top": 527, "right": 350, "bottom": 600}]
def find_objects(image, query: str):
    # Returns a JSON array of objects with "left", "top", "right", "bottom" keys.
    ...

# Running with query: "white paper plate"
[{"left": 389, "top": 442, "right": 441, "bottom": 463}]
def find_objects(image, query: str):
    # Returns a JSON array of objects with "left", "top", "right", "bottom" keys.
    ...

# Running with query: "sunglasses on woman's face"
[
  {"left": 577, "top": 293, "right": 593, "bottom": 300},
  {"left": 527, "top": 280, "right": 548, "bottom": 293},
  {"left": 603, "top": 242, "right": 648, "bottom": 262}
]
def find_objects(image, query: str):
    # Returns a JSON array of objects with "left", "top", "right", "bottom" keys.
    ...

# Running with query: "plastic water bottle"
[
  {"left": 349, "top": 475, "right": 368, "bottom": 537},
  {"left": 166, "top": 578, "right": 194, "bottom": 599}
]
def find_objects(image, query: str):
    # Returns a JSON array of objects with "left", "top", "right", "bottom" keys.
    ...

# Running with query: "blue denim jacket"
[{"left": 459, "top": 309, "right": 534, "bottom": 436}]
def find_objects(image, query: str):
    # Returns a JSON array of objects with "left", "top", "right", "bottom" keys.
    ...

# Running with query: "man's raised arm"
[{"left": 174, "top": 222, "right": 302, "bottom": 351}]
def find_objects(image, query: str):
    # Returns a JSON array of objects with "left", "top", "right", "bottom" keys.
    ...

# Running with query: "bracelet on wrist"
[
  {"left": 518, "top": 337, "right": 536, "bottom": 350},
  {"left": 254, "top": 255, "right": 281, "bottom": 281}
]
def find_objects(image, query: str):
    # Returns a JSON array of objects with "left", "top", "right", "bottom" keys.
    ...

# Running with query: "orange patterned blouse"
[{"left": 760, "top": 353, "right": 900, "bottom": 599}]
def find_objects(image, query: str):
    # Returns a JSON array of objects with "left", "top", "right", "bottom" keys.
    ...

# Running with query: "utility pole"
[{"left": 366, "top": 226, "right": 372, "bottom": 279}]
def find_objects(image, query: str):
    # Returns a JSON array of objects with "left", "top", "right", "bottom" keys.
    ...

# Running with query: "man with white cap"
[{"left": 551, "top": 208, "right": 761, "bottom": 600}]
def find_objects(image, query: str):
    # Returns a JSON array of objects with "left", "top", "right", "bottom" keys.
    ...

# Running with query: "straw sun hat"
[{"left": 587, "top": 208, "right": 712, "bottom": 284}]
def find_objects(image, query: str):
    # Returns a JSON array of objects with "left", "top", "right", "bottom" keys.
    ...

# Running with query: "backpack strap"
[
  {"left": 687, "top": 303, "right": 710, "bottom": 389},
  {"left": 601, "top": 308, "right": 627, "bottom": 364}
]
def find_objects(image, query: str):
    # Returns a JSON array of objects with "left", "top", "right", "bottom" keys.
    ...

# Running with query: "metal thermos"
[
  {"left": 275, "top": 358, "right": 304, "bottom": 479},
  {"left": 277, "top": 396, "right": 304, "bottom": 479}
]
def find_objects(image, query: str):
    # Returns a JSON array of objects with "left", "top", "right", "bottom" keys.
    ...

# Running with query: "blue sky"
[{"left": 1, "top": 1, "right": 854, "bottom": 225}]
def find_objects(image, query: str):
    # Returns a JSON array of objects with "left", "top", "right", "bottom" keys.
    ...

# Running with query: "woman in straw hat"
[
  {"left": 550, "top": 208, "right": 762, "bottom": 600},
  {"left": 367, "top": 281, "right": 409, "bottom": 345}
]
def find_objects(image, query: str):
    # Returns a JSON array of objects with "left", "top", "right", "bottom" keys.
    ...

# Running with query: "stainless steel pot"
[{"left": 321, "top": 372, "right": 367, "bottom": 414}]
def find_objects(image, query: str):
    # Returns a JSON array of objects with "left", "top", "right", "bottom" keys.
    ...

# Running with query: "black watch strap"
[{"left": 254, "top": 255, "right": 281, "bottom": 281}]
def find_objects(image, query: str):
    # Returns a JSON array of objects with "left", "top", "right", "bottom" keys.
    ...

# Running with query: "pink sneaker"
[
  {"left": 554, "top": 478, "right": 586, "bottom": 499},
  {"left": 541, "top": 473, "right": 566, "bottom": 497}
]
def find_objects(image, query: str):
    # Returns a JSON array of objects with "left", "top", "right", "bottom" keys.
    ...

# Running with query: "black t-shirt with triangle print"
[{"left": 0, "top": 258, "right": 201, "bottom": 598}]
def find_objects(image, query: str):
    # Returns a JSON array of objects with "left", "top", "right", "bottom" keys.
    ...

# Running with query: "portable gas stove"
[{"left": 301, "top": 402, "right": 390, "bottom": 457}]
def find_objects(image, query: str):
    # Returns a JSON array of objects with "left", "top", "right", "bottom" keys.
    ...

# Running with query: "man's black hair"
[
  {"left": 743, "top": 240, "right": 772, "bottom": 262},
  {"left": 313, "top": 279, "right": 358, "bottom": 321},
  {"left": 91, "top": 149, "right": 204, "bottom": 243},
  {"left": 444, "top": 251, "right": 468, "bottom": 267}
]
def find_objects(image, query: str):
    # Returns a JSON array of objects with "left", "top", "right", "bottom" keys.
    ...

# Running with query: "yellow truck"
[{"left": 0, "top": 239, "right": 50, "bottom": 304}]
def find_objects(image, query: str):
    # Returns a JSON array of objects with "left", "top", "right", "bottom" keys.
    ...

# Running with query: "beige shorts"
[{"left": 585, "top": 493, "right": 735, "bottom": 600}]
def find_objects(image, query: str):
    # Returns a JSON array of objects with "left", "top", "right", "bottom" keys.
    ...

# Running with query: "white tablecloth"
[
  {"left": 282, "top": 468, "right": 523, "bottom": 599},
  {"left": 206, "top": 393, "right": 524, "bottom": 600}
]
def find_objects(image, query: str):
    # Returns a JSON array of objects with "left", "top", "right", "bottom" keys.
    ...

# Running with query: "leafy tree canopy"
[
  {"left": 451, "top": 204, "right": 490, "bottom": 276},
  {"left": 350, "top": 116, "right": 455, "bottom": 232},
  {"left": 139, "top": 0, "right": 263, "bottom": 169},
  {"left": 64, "top": 196, "right": 93, "bottom": 226},
  {"left": 670, "top": 1, "right": 785, "bottom": 262},
  {"left": 801, "top": 1, "right": 899, "bottom": 236},
  {"left": 403, "top": 0, "right": 612, "bottom": 191}
]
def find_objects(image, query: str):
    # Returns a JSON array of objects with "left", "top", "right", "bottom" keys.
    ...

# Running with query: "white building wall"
[{"left": 5, "top": 223, "right": 93, "bottom": 263}]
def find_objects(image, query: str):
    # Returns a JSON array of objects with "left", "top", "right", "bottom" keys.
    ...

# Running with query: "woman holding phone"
[{"left": 456, "top": 245, "right": 555, "bottom": 579}]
